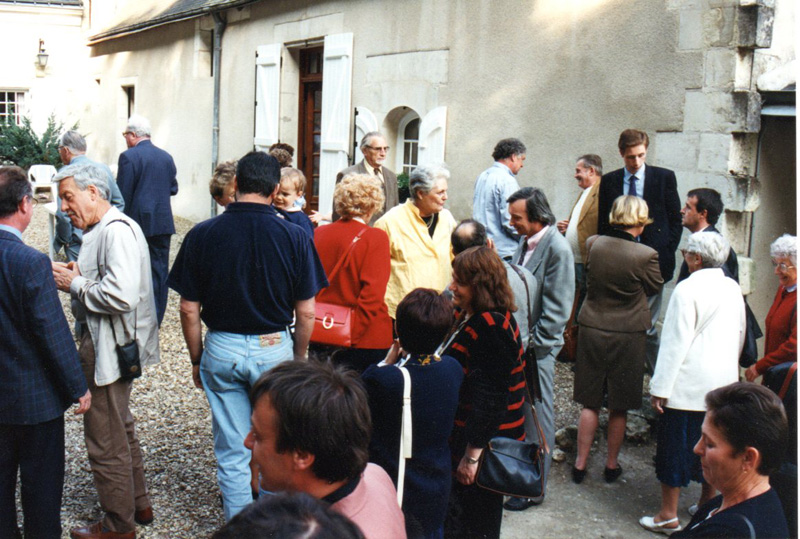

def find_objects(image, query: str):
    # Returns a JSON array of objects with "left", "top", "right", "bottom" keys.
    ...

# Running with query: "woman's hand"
[
  {"left": 455, "top": 446, "right": 483, "bottom": 485},
  {"left": 744, "top": 365, "right": 759, "bottom": 382},
  {"left": 381, "top": 340, "right": 403, "bottom": 366},
  {"left": 650, "top": 396, "right": 667, "bottom": 414}
]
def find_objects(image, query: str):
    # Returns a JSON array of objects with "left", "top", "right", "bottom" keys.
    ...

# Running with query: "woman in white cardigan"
[{"left": 639, "top": 232, "right": 745, "bottom": 535}]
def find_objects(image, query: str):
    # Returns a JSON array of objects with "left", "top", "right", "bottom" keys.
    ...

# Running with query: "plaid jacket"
[{"left": 0, "top": 229, "right": 87, "bottom": 424}]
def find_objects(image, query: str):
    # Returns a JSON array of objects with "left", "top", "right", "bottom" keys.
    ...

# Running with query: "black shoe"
[
  {"left": 572, "top": 466, "right": 587, "bottom": 484},
  {"left": 503, "top": 496, "right": 542, "bottom": 511},
  {"left": 604, "top": 465, "right": 623, "bottom": 483}
]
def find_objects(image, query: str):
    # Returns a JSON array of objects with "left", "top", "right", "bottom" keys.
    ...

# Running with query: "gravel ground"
[
  {"left": 20, "top": 206, "right": 224, "bottom": 538},
  {"left": 18, "top": 203, "right": 668, "bottom": 538}
]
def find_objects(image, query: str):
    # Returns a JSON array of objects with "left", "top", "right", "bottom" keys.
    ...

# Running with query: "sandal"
[{"left": 639, "top": 516, "right": 682, "bottom": 535}]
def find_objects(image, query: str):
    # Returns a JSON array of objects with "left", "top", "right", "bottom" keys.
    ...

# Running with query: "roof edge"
[{"left": 87, "top": 0, "right": 258, "bottom": 45}]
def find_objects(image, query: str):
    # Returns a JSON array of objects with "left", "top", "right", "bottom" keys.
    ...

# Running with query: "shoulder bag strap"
[
  {"left": 507, "top": 264, "right": 543, "bottom": 402},
  {"left": 324, "top": 228, "right": 368, "bottom": 286},
  {"left": 396, "top": 365, "right": 413, "bottom": 507},
  {"left": 778, "top": 362, "right": 798, "bottom": 401},
  {"left": 97, "top": 219, "right": 138, "bottom": 346}
]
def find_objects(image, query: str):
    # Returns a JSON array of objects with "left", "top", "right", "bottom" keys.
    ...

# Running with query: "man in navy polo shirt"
[{"left": 168, "top": 151, "right": 327, "bottom": 521}]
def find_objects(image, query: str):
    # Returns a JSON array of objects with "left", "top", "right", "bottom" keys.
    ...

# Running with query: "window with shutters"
[{"left": 298, "top": 47, "right": 323, "bottom": 212}]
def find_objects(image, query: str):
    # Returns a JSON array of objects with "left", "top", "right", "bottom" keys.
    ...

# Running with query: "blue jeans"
[{"left": 200, "top": 329, "right": 292, "bottom": 521}]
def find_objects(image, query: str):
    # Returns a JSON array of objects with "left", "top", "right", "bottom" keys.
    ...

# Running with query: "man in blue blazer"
[
  {"left": 0, "top": 166, "right": 90, "bottom": 538},
  {"left": 597, "top": 129, "right": 682, "bottom": 374},
  {"left": 505, "top": 187, "right": 575, "bottom": 511},
  {"left": 117, "top": 115, "right": 178, "bottom": 326}
]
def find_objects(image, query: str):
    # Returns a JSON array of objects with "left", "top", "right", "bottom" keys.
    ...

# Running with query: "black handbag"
[
  {"left": 474, "top": 267, "right": 548, "bottom": 499},
  {"left": 475, "top": 405, "right": 547, "bottom": 500}
]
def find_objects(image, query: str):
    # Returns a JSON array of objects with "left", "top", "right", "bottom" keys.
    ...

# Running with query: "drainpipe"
[{"left": 210, "top": 11, "right": 227, "bottom": 217}]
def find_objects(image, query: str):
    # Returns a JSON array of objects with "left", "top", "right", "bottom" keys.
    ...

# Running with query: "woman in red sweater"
[
  {"left": 313, "top": 174, "right": 393, "bottom": 372},
  {"left": 746, "top": 234, "right": 797, "bottom": 382}
]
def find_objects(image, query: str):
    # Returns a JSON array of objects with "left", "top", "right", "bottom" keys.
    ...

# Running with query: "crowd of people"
[{"left": 0, "top": 121, "right": 795, "bottom": 539}]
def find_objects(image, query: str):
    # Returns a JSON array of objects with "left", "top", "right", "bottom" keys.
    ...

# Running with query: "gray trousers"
[
  {"left": 523, "top": 350, "right": 556, "bottom": 497},
  {"left": 645, "top": 288, "right": 665, "bottom": 376}
]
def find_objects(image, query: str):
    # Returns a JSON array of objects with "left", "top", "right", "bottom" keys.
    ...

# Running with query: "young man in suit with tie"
[{"left": 597, "top": 129, "right": 682, "bottom": 375}]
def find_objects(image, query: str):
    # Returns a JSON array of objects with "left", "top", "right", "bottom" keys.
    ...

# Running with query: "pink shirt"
[
  {"left": 330, "top": 464, "right": 406, "bottom": 538},
  {"left": 521, "top": 225, "right": 550, "bottom": 266}
]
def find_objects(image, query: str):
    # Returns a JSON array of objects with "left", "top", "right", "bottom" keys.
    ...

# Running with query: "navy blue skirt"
[{"left": 655, "top": 408, "right": 706, "bottom": 488}]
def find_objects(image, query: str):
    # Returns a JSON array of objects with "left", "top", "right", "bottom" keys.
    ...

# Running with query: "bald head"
[{"left": 452, "top": 219, "right": 488, "bottom": 255}]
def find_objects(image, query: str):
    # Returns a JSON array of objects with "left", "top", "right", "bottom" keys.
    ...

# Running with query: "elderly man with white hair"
[
  {"left": 117, "top": 114, "right": 178, "bottom": 326},
  {"left": 55, "top": 130, "right": 125, "bottom": 261},
  {"left": 640, "top": 231, "right": 745, "bottom": 534},
  {"left": 51, "top": 162, "right": 159, "bottom": 539}
]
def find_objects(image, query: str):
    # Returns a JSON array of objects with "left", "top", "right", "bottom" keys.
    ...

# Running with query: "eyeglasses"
[
  {"left": 27, "top": 195, "right": 38, "bottom": 207},
  {"left": 365, "top": 146, "right": 389, "bottom": 152},
  {"left": 772, "top": 260, "right": 795, "bottom": 272},
  {"left": 122, "top": 131, "right": 134, "bottom": 137}
]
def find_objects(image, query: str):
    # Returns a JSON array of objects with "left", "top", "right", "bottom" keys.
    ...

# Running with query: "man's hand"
[
  {"left": 650, "top": 396, "right": 666, "bottom": 414},
  {"left": 52, "top": 261, "right": 81, "bottom": 292},
  {"left": 192, "top": 365, "right": 203, "bottom": 389},
  {"left": 744, "top": 365, "right": 759, "bottom": 382},
  {"left": 556, "top": 219, "right": 569, "bottom": 234},
  {"left": 309, "top": 211, "right": 331, "bottom": 224},
  {"left": 74, "top": 390, "right": 91, "bottom": 414}
]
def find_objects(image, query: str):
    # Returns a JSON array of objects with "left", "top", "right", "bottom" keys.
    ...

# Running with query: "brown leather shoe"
[
  {"left": 70, "top": 521, "right": 135, "bottom": 539},
  {"left": 134, "top": 507, "right": 154, "bottom": 526}
]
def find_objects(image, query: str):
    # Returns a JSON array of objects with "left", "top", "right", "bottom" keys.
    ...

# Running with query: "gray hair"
[
  {"left": 577, "top": 154, "right": 603, "bottom": 176},
  {"left": 359, "top": 131, "right": 385, "bottom": 150},
  {"left": 126, "top": 114, "right": 152, "bottom": 137},
  {"left": 53, "top": 163, "right": 110, "bottom": 200},
  {"left": 770, "top": 234, "right": 797, "bottom": 265},
  {"left": 409, "top": 164, "right": 450, "bottom": 200},
  {"left": 686, "top": 232, "right": 730, "bottom": 269},
  {"left": 59, "top": 130, "right": 87, "bottom": 154}
]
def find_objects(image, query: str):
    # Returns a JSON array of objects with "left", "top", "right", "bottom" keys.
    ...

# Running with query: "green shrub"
[
  {"left": 397, "top": 172, "right": 410, "bottom": 203},
  {"left": 0, "top": 114, "right": 78, "bottom": 169}
]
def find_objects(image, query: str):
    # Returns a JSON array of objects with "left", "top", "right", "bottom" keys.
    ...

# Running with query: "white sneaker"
[{"left": 639, "top": 516, "right": 682, "bottom": 535}]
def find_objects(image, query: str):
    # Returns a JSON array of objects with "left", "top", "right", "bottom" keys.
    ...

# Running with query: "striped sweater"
[{"left": 446, "top": 310, "right": 526, "bottom": 464}]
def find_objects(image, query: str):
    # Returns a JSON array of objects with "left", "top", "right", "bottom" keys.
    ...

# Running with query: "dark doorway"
[{"left": 298, "top": 47, "right": 323, "bottom": 212}]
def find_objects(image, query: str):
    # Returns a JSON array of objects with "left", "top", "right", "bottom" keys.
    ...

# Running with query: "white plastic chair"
[{"left": 28, "top": 164, "right": 57, "bottom": 199}]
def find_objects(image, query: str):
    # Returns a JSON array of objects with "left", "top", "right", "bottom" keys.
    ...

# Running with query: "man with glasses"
[
  {"left": 312, "top": 131, "right": 398, "bottom": 225},
  {"left": 116, "top": 114, "right": 178, "bottom": 326},
  {"left": 0, "top": 166, "right": 91, "bottom": 538},
  {"left": 55, "top": 130, "right": 125, "bottom": 261}
]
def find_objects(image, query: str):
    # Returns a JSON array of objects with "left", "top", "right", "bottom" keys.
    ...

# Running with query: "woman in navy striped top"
[{"left": 443, "top": 246, "right": 526, "bottom": 539}]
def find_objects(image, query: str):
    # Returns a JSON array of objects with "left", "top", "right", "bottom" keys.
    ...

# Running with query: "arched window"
[{"left": 397, "top": 110, "right": 420, "bottom": 175}]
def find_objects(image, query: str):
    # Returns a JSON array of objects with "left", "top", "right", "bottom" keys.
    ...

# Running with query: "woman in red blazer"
[
  {"left": 313, "top": 174, "right": 393, "bottom": 372},
  {"left": 745, "top": 234, "right": 797, "bottom": 382}
]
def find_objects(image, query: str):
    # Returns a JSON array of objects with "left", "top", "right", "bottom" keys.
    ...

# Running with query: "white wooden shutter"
[
  {"left": 318, "top": 33, "right": 353, "bottom": 216},
  {"left": 254, "top": 44, "right": 282, "bottom": 151},
  {"left": 418, "top": 106, "right": 447, "bottom": 166},
  {"left": 354, "top": 106, "right": 378, "bottom": 165}
]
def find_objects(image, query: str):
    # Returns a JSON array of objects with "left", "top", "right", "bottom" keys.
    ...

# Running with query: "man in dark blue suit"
[
  {"left": 117, "top": 114, "right": 178, "bottom": 325},
  {"left": 0, "top": 166, "right": 91, "bottom": 538},
  {"left": 597, "top": 129, "right": 682, "bottom": 374}
]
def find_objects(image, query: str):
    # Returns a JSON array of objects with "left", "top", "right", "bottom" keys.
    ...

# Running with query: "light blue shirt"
[
  {"left": 472, "top": 162, "right": 521, "bottom": 258},
  {"left": 0, "top": 223, "right": 22, "bottom": 240},
  {"left": 623, "top": 163, "right": 646, "bottom": 198}
]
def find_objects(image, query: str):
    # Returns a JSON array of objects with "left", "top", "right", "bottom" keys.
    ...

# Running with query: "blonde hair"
[
  {"left": 333, "top": 174, "right": 384, "bottom": 220},
  {"left": 609, "top": 195, "right": 653, "bottom": 228},
  {"left": 209, "top": 159, "right": 237, "bottom": 198},
  {"left": 280, "top": 168, "right": 306, "bottom": 194}
]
